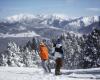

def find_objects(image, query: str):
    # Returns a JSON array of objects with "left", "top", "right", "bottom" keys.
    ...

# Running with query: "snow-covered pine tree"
[
  {"left": 59, "top": 32, "right": 82, "bottom": 69},
  {"left": 23, "top": 48, "right": 32, "bottom": 67},
  {"left": 23, "top": 47, "right": 41, "bottom": 67},
  {"left": 82, "top": 29, "right": 100, "bottom": 68},
  {"left": 7, "top": 41, "right": 23, "bottom": 67},
  {"left": 0, "top": 53, "right": 7, "bottom": 66}
]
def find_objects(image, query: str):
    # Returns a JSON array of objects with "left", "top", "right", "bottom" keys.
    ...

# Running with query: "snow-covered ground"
[{"left": 0, "top": 67, "right": 100, "bottom": 80}]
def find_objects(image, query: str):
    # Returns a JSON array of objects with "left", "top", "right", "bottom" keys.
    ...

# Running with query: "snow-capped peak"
[
  {"left": 6, "top": 14, "right": 36, "bottom": 23},
  {"left": 43, "top": 14, "right": 73, "bottom": 21},
  {"left": 68, "top": 16, "right": 99, "bottom": 28},
  {"left": 47, "top": 14, "right": 67, "bottom": 20},
  {"left": 6, "top": 14, "right": 72, "bottom": 23},
  {"left": 5, "top": 14, "right": 100, "bottom": 30},
  {"left": 80, "top": 16, "right": 99, "bottom": 26},
  {"left": 52, "top": 13, "right": 73, "bottom": 20}
]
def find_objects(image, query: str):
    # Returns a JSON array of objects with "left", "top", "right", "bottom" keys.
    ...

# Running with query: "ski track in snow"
[{"left": 0, "top": 67, "right": 100, "bottom": 80}]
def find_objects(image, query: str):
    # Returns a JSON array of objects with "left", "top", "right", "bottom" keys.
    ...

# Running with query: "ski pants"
[
  {"left": 55, "top": 58, "right": 63, "bottom": 75},
  {"left": 42, "top": 60, "right": 51, "bottom": 73}
]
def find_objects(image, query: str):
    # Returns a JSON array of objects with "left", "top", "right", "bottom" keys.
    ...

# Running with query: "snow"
[
  {"left": 4, "top": 14, "right": 100, "bottom": 32},
  {"left": 33, "top": 26, "right": 61, "bottom": 30},
  {"left": 51, "top": 13, "right": 73, "bottom": 20},
  {"left": 49, "top": 26, "right": 61, "bottom": 30},
  {"left": 69, "top": 20, "right": 81, "bottom": 28},
  {"left": 5, "top": 14, "right": 73, "bottom": 23},
  {"left": 18, "top": 26, "right": 27, "bottom": 31},
  {"left": 0, "top": 31, "right": 40, "bottom": 38},
  {"left": 68, "top": 16, "right": 99, "bottom": 28},
  {"left": 81, "top": 16, "right": 99, "bottom": 26},
  {"left": 0, "top": 67, "right": 100, "bottom": 80},
  {"left": 6, "top": 14, "right": 36, "bottom": 23},
  {"left": 69, "top": 31, "right": 82, "bottom": 37}
]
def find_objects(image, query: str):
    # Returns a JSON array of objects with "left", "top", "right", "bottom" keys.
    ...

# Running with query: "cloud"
[{"left": 86, "top": 8, "right": 100, "bottom": 12}]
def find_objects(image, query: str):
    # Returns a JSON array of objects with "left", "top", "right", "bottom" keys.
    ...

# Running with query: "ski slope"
[{"left": 0, "top": 67, "right": 100, "bottom": 80}]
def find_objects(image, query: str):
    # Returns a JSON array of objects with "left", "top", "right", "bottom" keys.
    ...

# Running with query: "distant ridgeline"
[{"left": 0, "top": 29, "right": 100, "bottom": 69}]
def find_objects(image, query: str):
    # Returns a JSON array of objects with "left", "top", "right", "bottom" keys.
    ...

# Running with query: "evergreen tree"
[
  {"left": 23, "top": 48, "right": 41, "bottom": 67},
  {"left": 7, "top": 41, "right": 23, "bottom": 67},
  {"left": 82, "top": 29, "right": 100, "bottom": 68},
  {"left": 59, "top": 32, "right": 82, "bottom": 69}
]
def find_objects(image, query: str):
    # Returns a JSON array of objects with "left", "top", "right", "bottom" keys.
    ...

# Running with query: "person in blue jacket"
[{"left": 52, "top": 38, "right": 64, "bottom": 75}]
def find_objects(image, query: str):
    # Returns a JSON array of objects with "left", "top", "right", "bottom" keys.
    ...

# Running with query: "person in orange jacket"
[{"left": 39, "top": 41, "right": 51, "bottom": 73}]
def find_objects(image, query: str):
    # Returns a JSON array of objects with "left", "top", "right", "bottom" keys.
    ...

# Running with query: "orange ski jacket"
[{"left": 39, "top": 42, "right": 49, "bottom": 60}]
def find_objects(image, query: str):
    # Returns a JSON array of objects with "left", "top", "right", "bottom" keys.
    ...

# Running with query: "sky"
[{"left": 0, "top": 0, "right": 100, "bottom": 18}]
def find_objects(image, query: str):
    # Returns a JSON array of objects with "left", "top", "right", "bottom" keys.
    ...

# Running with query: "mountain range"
[
  {"left": 0, "top": 14, "right": 100, "bottom": 38},
  {"left": 0, "top": 14, "right": 100, "bottom": 52}
]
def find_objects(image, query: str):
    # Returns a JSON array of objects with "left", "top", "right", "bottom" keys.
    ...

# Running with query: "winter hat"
[{"left": 56, "top": 38, "right": 62, "bottom": 44}]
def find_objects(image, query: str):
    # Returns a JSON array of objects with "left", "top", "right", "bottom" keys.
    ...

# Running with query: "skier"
[
  {"left": 39, "top": 41, "right": 51, "bottom": 73},
  {"left": 52, "top": 38, "right": 64, "bottom": 75}
]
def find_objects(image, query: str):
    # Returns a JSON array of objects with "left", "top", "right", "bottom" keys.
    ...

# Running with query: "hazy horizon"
[{"left": 0, "top": 0, "right": 100, "bottom": 18}]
